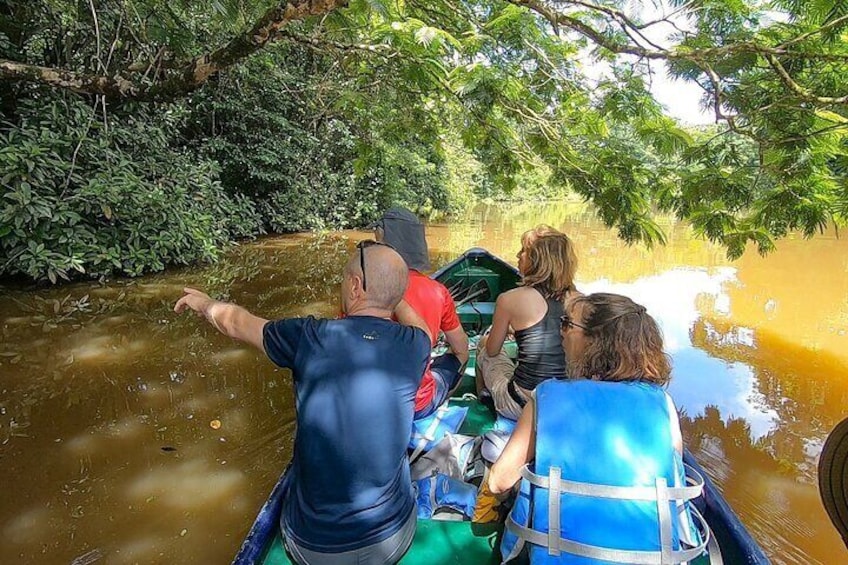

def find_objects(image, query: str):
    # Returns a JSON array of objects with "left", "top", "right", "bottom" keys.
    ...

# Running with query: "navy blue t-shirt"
[{"left": 263, "top": 315, "right": 430, "bottom": 553}]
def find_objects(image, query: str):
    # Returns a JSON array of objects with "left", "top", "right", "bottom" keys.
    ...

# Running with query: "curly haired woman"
[{"left": 489, "top": 293, "right": 706, "bottom": 564}]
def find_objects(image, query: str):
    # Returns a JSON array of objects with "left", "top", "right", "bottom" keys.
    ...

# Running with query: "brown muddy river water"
[{"left": 1, "top": 202, "right": 847, "bottom": 564}]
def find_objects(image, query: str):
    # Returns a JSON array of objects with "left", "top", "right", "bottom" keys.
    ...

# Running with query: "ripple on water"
[
  {"left": 103, "top": 417, "right": 147, "bottom": 440},
  {"left": 180, "top": 395, "right": 213, "bottom": 413},
  {"left": 3, "top": 506, "right": 54, "bottom": 544},
  {"left": 100, "top": 315, "right": 131, "bottom": 326},
  {"left": 125, "top": 458, "right": 246, "bottom": 511},
  {"left": 209, "top": 348, "right": 252, "bottom": 364},
  {"left": 695, "top": 437, "right": 733, "bottom": 484},
  {"left": 62, "top": 334, "right": 151, "bottom": 364},
  {"left": 65, "top": 431, "right": 100, "bottom": 456},
  {"left": 2, "top": 316, "right": 36, "bottom": 325},
  {"left": 65, "top": 415, "right": 150, "bottom": 455},
  {"left": 112, "top": 534, "right": 161, "bottom": 565},
  {"left": 135, "top": 283, "right": 190, "bottom": 299}
]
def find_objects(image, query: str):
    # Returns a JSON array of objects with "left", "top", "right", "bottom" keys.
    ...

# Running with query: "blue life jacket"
[
  {"left": 482, "top": 415, "right": 518, "bottom": 463},
  {"left": 501, "top": 380, "right": 709, "bottom": 564},
  {"left": 415, "top": 473, "right": 478, "bottom": 519},
  {"left": 409, "top": 405, "right": 469, "bottom": 459},
  {"left": 493, "top": 414, "right": 518, "bottom": 433}
]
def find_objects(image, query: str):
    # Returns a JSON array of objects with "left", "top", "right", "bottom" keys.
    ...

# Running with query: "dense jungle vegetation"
[{"left": 1, "top": 1, "right": 847, "bottom": 283}]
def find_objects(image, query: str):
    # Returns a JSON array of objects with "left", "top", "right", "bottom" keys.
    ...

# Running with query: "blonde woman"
[{"left": 476, "top": 225, "right": 578, "bottom": 420}]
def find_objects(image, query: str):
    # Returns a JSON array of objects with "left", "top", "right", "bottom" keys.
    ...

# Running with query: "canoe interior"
[
  {"left": 241, "top": 248, "right": 765, "bottom": 565},
  {"left": 433, "top": 247, "right": 522, "bottom": 333},
  {"left": 252, "top": 376, "right": 502, "bottom": 564}
]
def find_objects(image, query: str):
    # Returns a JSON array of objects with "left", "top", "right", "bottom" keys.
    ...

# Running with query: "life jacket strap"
[
  {"left": 519, "top": 463, "right": 705, "bottom": 502},
  {"left": 410, "top": 406, "right": 450, "bottom": 461},
  {"left": 657, "top": 477, "right": 674, "bottom": 563},
  {"left": 548, "top": 466, "right": 562, "bottom": 556},
  {"left": 504, "top": 503, "right": 713, "bottom": 564},
  {"left": 706, "top": 528, "right": 724, "bottom": 565}
]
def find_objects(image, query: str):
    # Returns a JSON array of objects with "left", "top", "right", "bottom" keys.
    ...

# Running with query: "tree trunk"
[{"left": 0, "top": 0, "right": 349, "bottom": 100}]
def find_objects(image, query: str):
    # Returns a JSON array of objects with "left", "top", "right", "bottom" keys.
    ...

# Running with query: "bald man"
[{"left": 175, "top": 243, "right": 431, "bottom": 565}]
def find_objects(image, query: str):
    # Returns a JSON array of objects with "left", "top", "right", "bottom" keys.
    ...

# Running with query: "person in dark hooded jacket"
[{"left": 372, "top": 207, "right": 469, "bottom": 419}]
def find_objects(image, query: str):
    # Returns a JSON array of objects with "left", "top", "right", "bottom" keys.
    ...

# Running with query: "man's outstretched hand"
[
  {"left": 174, "top": 287, "right": 268, "bottom": 351},
  {"left": 174, "top": 287, "right": 216, "bottom": 318}
]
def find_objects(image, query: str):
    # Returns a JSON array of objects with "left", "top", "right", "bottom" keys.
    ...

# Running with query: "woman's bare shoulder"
[
  {"left": 498, "top": 286, "right": 534, "bottom": 301},
  {"left": 498, "top": 286, "right": 545, "bottom": 308}
]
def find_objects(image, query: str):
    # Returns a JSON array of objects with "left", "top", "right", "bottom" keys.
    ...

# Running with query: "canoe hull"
[{"left": 233, "top": 247, "right": 769, "bottom": 565}]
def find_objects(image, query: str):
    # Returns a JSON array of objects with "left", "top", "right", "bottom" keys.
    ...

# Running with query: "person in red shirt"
[{"left": 373, "top": 207, "right": 470, "bottom": 419}]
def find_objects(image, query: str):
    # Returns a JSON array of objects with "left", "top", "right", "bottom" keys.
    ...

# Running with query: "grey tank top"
[{"left": 512, "top": 290, "right": 567, "bottom": 390}]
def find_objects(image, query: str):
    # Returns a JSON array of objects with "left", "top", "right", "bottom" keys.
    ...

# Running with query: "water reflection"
[
  {"left": 426, "top": 205, "right": 848, "bottom": 564},
  {"left": 574, "top": 269, "right": 781, "bottom": 442},
  {"left": 1, "top": 202, "right": 847, "bottom": 564}
]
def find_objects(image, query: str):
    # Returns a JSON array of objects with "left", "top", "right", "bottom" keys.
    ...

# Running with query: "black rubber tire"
[{"left": 819, "top": 416, "right": 848, "bottom": 548}]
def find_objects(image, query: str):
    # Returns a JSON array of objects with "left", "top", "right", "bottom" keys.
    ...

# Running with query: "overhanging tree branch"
[
  {"left": 764, "top": 53, "right": 848, "bottom": 105},
  {"left": 276, "top": 29, "right": 397, "bottom": 57},
  {"left": 701, "top": 63, "right": 740, "bottom": 131},
  {"left": 511, "top": 0, "right": 848, "bottom": 63},
  {"left": 0, "top": 59, "right": 140, "bottom": 97},
  {"left": 779, "top": 13, "right": 848, "bottom": 48},
  {"left": 0, "top": 0, "right": 349, "bottom": 100},
  {"left": 508, "top": 0, "right": 848, "bottom": 106}
]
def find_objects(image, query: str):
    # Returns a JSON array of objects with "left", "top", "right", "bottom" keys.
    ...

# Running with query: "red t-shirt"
[{"left": 405, "top": 271, "right": 462, "bottom": 412}]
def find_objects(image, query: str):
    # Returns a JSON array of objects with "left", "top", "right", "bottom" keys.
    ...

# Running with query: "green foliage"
[
  {"left": 4, "top": 0, "right": 848, "bottom": 283},
  {"left": 0, "top": 94, "right": 261, "bottom": 282},
  {"left": 185, "top": 46, "right": 450, "bottom": 230},
  {"left": 0, "top": 8, "right": 461, "bottom": 282},
  {"left": 186, "top": 50, "right": 373, "bottom": 231},
  {"left": 441, "top": 135, "right": 483, "bottom": 209}
]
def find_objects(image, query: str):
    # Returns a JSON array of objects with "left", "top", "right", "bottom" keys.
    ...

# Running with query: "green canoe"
[{"left": 232, "top": 248, "right": 768, "bottom": 565}]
